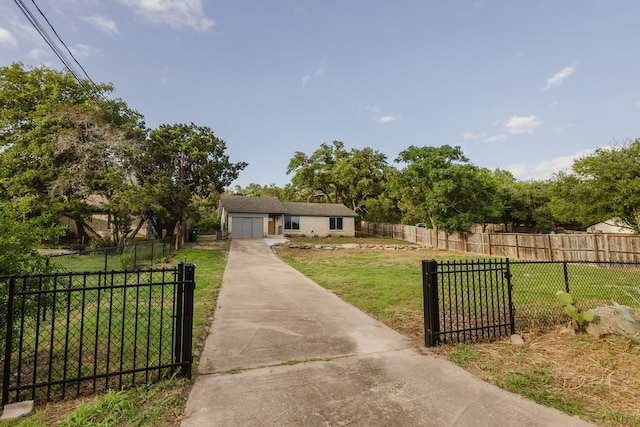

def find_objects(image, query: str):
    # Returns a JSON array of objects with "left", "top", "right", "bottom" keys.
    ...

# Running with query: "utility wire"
[
  {"left": 29, "top": 0, "right": 101, "bottom": 91},
  {"left": 12, "top": 0, "right": 107, "bottom": 104}
]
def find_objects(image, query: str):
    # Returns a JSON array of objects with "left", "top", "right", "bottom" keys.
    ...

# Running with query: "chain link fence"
[
  {"left": 45, "top": 237, "right": 175, "bottom": 272},
  {"left": 510, "top": 261, "right": 640, "bottom": 330}
]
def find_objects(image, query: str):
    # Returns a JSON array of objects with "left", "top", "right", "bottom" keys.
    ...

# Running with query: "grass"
[
  {"left": 276, "top": 238, "right": 640, "bottom": 425},
  {"left": 47, "top": 240, "right": 175, "bottom": 272},
  {"left": 1, "top": 242, "right": 228, "bottom": 427}
]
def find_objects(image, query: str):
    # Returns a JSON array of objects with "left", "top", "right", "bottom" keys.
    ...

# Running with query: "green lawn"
[{"left": 1, "top": 244, "right": 228, "bottom": 427}]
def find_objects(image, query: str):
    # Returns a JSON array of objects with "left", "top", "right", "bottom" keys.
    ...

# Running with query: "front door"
[{"left": 268, "top": 217, "right": 275, "bottom": 235}]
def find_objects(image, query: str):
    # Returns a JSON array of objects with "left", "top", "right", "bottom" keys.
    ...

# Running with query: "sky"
[{"left": 1, "top": 1, "right": 640, "bottom": 189}]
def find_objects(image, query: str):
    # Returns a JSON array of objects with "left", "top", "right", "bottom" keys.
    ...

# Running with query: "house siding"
[{"left": 284, "top": 216, "right": 355, "bottom": 237}]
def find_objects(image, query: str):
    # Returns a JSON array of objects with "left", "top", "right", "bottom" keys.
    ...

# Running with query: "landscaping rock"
[
  {"left": 341, "top": 244, "right": 360, "bottom": 249},
  {"left": 0, "top": 401, "right": 34, "bottom": 421},
  {"left": 510, "top": 334, "right": 525, "bottom": 346},
  {"left": 586, "top": 305, "right": 640, "bottom": 339}
]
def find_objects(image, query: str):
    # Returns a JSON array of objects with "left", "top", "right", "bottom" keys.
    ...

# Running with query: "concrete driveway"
[{"left": 181, "top": 239, "right": 591, "bottom": 426}]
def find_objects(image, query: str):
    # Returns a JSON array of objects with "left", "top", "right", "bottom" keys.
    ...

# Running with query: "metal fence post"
[
  {"left": 3, "top": 277, "right": 16, "bottom": 406},
  {"left": 181, "top": 263, "right": 195, "bottom": 378},
  {"left": 505, "top": 258, "right": 516, "bottom": 335},
  {"left": 174, "top": 263, "right": 184, "bottom": 370},
  {"left": 563, "top": 261, "right": 570, "bottom": 293},
  {"left": 422, "top": 259, "right": 440, "bottom": 347}
]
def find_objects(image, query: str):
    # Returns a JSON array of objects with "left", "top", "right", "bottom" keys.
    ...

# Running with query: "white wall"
[{"left": 284, "top": 216, "right": 355, "bottom": 237}]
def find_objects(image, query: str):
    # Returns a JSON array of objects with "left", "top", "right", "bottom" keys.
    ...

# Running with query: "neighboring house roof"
[{"left": 219, "top": 196, "right": 358, "bottom": 217}]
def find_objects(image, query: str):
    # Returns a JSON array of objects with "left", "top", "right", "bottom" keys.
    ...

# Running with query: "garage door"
[{"left": 233, "top": 217, "right": 263, "bottom": 239}]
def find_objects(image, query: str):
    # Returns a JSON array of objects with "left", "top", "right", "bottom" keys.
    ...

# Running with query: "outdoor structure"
[
  {"left": 219, "top": 196, "right": 358, "bottom": 239},
  {"left": 587, "top": 218, "right": 635, "bottom": 234}
]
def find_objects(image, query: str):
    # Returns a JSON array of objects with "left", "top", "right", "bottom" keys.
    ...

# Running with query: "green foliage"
[
  {"left": 555, "top": 291, "right": 594, "bottom": 330},
  {"left": 448, "top": 343, "right": 479, "bottom": 366},
  {"left": 0, "top": 62, "right": 147, "bottom": 247},
  {"left": 497, "top": 367, "right": 583, "bottom": 415},
  {"left": 392, "top": 145, "right": 500, "bottom": 232},
  {"left": 0, "top": 197, "right": 61, "bottom": 275},
  {"left": 60, "top": 390, "right": 135, "bottom": 426},
  {"left": 550, "top": 140, "right": 640, "bottom": 233},
  {"left": 286, "top": 141, "right": 394, "bottom": 217},
  {"left": 139, "top": 123, "right": 247, "bottom": 237}
]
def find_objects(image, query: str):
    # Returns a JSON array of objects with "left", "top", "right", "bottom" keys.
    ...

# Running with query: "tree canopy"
[
  {"left": 393, "top": 145, "right": 500, "bottom": 233},
  {"left": 0, "top": 63, "right": 248, "bottom": 253},
  {"left": 286, "top": 141, "right": 393, "bottom": 218},
  {"left": 550, "top": 140, "right": 640, "bottom": 233}
]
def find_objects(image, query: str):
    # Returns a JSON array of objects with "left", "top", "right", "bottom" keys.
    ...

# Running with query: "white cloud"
[
  {"left": 462, "top": 131, "right": 484, "bottom": 140},
  {"left": 118, "top": 0, "right": 215, "bottom": 32},
  {"left": 376, "top": 115, "right": 396, "bottom": 124},
  {"left": 543, "top": 66, "right": 576, "bottom": 90},
  {"left": 483, "top": 134, "right": 506, "bottom": 143},
  {"left": 29, "top": 47, "right": 49, "bottom": 60},
  {"left": 505, "top": 115, "right": 540, "bottom": 134},
  {"left": 508, "top": 148, "right": 596, "bottom": 181},
  {"left": 83, "top": 16, "right": 119, "bottom": 36},
  {"left": 0, "top": 28, "right": 17, "bottom": 46},
  {"left": 302, "top": 66, "right": 324, "bottom": 86},
  {"left": 70, "top": 43, "right": 92, "bottom": 57}
]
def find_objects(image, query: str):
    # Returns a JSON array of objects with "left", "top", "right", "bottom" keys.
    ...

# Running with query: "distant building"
[
  {"left": 587, "top": 218, "right": 635, "bottom": 234},
  {"left": 219, "top": 196, "right": 358, "bottom": 239}
]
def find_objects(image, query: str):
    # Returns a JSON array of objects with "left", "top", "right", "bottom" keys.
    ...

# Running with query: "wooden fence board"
[{"left": 360, "top": 221, "right": 640, "bottom": 262}]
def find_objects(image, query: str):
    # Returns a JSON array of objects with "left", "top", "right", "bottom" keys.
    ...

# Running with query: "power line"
[
  {"left": 29, "top": 0, "right": 101, "bottom": 90},
  {"left": 12, "top": 0, "right": 106, "bottom": 104}
]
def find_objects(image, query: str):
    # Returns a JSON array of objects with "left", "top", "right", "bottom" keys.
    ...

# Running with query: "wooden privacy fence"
[{"left": 360, "top": 221, "right": 640, "bottom": 262}]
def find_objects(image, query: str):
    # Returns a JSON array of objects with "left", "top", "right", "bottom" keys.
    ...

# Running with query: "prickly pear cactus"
[{"left": 556, "top": 290, "right": 594, "bottom": 331}]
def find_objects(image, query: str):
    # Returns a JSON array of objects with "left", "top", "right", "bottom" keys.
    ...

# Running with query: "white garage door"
[{"left": 233, "top": 217, "right": 263, "bottom": 239}]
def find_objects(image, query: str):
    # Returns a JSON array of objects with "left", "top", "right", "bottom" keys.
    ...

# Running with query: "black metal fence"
[
  {"left": 423, "top": 259, "right": 640, "bottom": 346},
  {"left": 1, "top": 262, "right": 195, "bottom": 405},
  {"left": 46, "top": 237, "right": 175, "bottom": 272},
  {"left": 422, "top": 259, "right": 515, "bottom": 347}
]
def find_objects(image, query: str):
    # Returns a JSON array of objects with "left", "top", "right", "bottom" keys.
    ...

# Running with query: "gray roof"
[
  {"left": 220, "top": 196, "right": 358, "bottom": 217},
  {"left": 220, "top": 196, "right": 285, "bottom": 214}
]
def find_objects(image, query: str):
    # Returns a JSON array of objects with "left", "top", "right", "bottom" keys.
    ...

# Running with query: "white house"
[
  {"left": 219, "top": 196, "right": 358, "bottom": 239},
  {"left": 587, "top": 218, "right": 635, "bottom": 234}
]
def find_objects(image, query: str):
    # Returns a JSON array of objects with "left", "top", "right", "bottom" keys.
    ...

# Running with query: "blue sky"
[{"left": 1, "top": 1, "right": 639, "bottom": 188}]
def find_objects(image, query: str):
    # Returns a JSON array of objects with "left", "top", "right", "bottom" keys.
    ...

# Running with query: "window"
[
  {"left": 284, "top": 215, "right": 300, "bottom": 230},
  {"left": 329, "top": 217, "right": 343, "bottom": 230}
]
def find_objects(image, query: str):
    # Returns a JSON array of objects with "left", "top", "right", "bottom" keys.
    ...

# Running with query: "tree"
[
  {"left": 231, "top": 183, "right": 287, "bottom": 199},
  {"left": 139, "top": 123, "right": 247, "bottom": 241},
  {"left": 50, "top": 106, "right": 146, "bottom": 247},
  {"left": 550, "top": 140, "right": 640, "bottom": 233},
  {"left": 286, "top": 141, "right": 393, "bottom": 216},
  {"left": 0, "top": 197, "right": 61, "bottom": 275},
  {"left": 0, "top": 63, "right": 146, "bottom": 245},
  {"left": 392, "top": 145, "right": 500, "bottom": 233}
]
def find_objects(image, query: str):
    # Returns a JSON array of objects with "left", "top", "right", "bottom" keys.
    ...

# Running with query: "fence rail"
[
  {"left": 361, "top": 221, "right": 640, "bottom": 262},
  {"left": 422, "top": 258, "right": 640, "bottom": 346},
  {"left": 1, "top": 263, "right": 194, "bottom": 405},
  {"left": 45, "top": 237, "right": 175, "bottom": 272}
]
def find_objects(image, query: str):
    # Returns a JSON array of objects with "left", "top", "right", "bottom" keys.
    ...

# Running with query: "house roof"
[{"left": 220, "top": 196, "right": 358, "bottom": 217}]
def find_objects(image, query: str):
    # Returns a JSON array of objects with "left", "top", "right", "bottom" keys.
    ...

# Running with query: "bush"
[{"left": 194, "top": 216, "right": 220, "bottom": 233}]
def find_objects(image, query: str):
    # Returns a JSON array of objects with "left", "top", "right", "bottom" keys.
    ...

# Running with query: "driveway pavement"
[{"left": 181, "top": 239, "right": 592, "bottom": 426}]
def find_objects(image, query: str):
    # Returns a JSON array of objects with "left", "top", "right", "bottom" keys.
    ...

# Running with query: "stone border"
[{"left": 275, "top": 243, "right": 424, "bottom": 251}]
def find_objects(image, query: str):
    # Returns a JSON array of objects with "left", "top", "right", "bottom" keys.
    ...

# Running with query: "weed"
[{"left": 448, "top": 343, "right": 479, "bottom": 367}]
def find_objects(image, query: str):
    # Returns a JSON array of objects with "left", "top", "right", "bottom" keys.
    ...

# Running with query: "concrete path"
[{"left": 181, "top": 240, "right": 592, "bottom": 426}]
